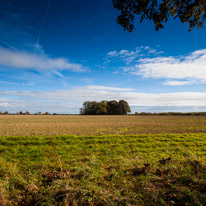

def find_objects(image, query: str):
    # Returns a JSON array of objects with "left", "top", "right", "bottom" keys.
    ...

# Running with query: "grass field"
[{"left": 0, "top": 116, "right": 206, "bottom": 205}]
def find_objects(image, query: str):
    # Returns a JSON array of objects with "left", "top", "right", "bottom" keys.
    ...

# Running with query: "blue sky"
[{"left": 1, "top": 0, "right": 206, "bottom": 113}]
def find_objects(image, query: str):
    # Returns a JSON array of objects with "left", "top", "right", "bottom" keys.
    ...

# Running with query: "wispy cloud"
[
  {"left": 106, "top": 46, "right": 163, "bottom": 64},
  {"left": 0, "top": 47, "right": 86, "bottom": 72},
  {"left": 80, "top": 78, "right": 93, "bottom": 84},
  {"left": 52, "top": 71, "right": 65, "bottom": 78},
  {"left": 107, "top": 49, "right": 139, "bottom": 64},
  {"left": 0, "top": 80, "right": 19, "bottom": 85},
  {"left": 1, "top": 85, "right": 206, "bottom": 113},
  {"left": 0, "top": 0, "right": 38, "bottom": 50}
]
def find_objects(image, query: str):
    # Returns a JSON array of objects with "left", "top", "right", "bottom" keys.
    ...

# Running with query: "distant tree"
[
  {"left": 19, "top": 111, "right": 23, "bottom": 115},
  {"left": 4, "top": 111, "right": 8, "bottom": 115},
  {"left": 25, "top": 111, "right": 30, "bottom": 115},
  {"left": 44, "top": 112, "right": 49, "bottom": 115},
  {"left": 112, "top": 0, "right": 206, "bottom": 32}
]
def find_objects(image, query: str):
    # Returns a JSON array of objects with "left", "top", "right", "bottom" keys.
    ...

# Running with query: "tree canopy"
[
  {"left": 80, "top": 100, "right": 131, "bottom": 115},
  {"left": 112, "top": 0, "right": 206, "bottom": 31}
]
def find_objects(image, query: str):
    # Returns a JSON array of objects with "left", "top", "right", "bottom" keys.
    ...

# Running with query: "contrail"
[{"left": 36, "top": 0, "right": 51, "bottom": 50}]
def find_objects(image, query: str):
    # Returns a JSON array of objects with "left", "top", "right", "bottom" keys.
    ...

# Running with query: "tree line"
[
  {"left": 135, "top": 112, "right": 206, "bottom": 116},
  {"left": 80, "top": 100, "right": 131, "bottom": 115},
  {"left": 1, "top": 110, "right": 206, "bottom": 116},
  {"left": 0, "top": 111, "right": 50, "bottom": 115}
]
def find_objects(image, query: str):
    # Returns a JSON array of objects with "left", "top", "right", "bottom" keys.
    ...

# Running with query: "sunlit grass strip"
[{"left": 0, "top": 134, "right": 206, "bottom": 205}]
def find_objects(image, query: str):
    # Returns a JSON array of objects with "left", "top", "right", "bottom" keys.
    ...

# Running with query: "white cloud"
[
  {"left": 125, "top": 49, "right": 206, "bottom": 85},
  {"left": 0, "top": 102, "right": 10, "bottom": 107},
  {"left": 107, "top": 50, "right": 118, "bottom": 57},
  {"left": 119, "top": 50, "right": 130, "bottom": 55},
  {"left": 84, "top": 85, "right": 134, "bottom": 92},
  {"left": 163, "top": 80, "right": 195, "bottom": 86},
  {"left": 1, "top": 85, "right": 206, "bottom": 113},
  {"left": 0, "top": 47, "right": 85, "bottom": 72}
]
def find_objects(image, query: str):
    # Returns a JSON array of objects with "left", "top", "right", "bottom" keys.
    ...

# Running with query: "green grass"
[{"left": 0, "top": 134, "right": 206, "bottom": 205}]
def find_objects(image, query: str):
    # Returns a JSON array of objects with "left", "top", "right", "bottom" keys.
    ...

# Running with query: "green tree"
[
  {"left": 112, "top": 0, "right": 206, "bottom": 32},
  {"left": 118, "top": 100, "right": 131, "bottom": 115},
  {"left": 96, "top": 101, "right": 108, "bottom": 115},
  {"left": 80, "top": 101, "right": 99, "bottom": 115},
  {"left": 107, "top": 100, "right": 119, "bottom": 115}
]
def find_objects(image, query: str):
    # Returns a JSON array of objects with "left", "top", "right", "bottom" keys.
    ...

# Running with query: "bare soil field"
[{"left": 0, "top": 115, "right": 206, "bottom": 136}]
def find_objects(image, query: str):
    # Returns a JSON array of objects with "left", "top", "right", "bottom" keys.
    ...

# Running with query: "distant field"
[{"left": 0, "top": 115, "right": 206, "bottom": 136}]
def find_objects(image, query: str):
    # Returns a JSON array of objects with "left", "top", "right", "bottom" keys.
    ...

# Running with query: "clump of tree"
[
  {"left": 25, "top": 111, "right": 30, "bottom": 115},
  {"left": 80, "top": 100, "right": 131, "bottom": 115}
]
